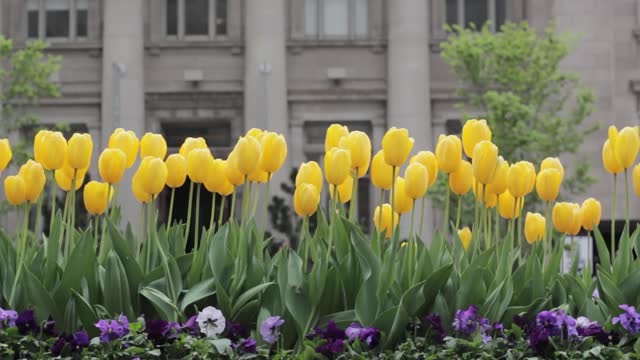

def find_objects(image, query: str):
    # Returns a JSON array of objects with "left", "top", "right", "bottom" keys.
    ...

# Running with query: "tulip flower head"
[
  {"left": 435, "top": 134, "right": 462, "bottom": 173},
  {"left": 98, "top": 148, "right": 127, "bottom": 184},
  {"left": 458, "top": 227, "right": 472, "bottom": 251},
  {"left": 507, "top": 161, "right": 536, "bottom": 198},
  {"left": 324, "top": 147, "right": 351, "bottom": 186},
  {"left": 524, "top": 212, "right": 546, "bottom": 244},
  {"left": 449, "top": 160, "right": 473, "bottom": 196},
  {"left": 382, "top": 127, "right": 414, "bottom": 167},
  {"left": 581, "top": 198, "right": 601, "bottom": 231},
  {"left": 140, "top": 132, "right": 168, "bottom": 160},
  {"left": 4, "top": 175, "right": 26, "bottom": 206},
  {"left": 108, "top": 128, "right": 139, "bottom": 168},
  {"left": 231, "top": 136, "right": 261, "bottom": 176},
  {"left": 339, "top": 131, "right": 371, "bottom": 177},
  {"left": 536, "top": 168, "right": 562, "bottom": 202},
  {"left": 485, "top": 156, "right": 508, "bottom": 195},
  {"left": 392, "top": 177, "right": 413, "bottom": 214},
  {"left": 18, "top": 160, "right": 46, "bottom": 203},
  {"left": 462, "top": 119, "right": 492, "bottom": 158},
  {"left": 259, "top": 132, "right": 288, "bottom": 175},
  {"left": 410, "top": 151, "right": 438, "bottom": 187},
  {"left": 498, "top": 191, "right": 523, "bottom": 219},
  {"left": 325, "top": 124, "right": 349, "bottom": 152},
  {"left": 55, "top": 160, "right": 87, "bottom": 192},
  {"left": 83, "top": 181, "right": 112, "bottom": 215},
  {"left": 553, "top": 202, "right": 581, "bottom": 235},
  {"left": 33, "top": 130, "right": 51, "bottom": 165},
  {"left": 294, "top": 183, "right": 320, "bottom": 217},
  {"left": 472, "top": 140, "right": 499, "bottom": 185},
  {"left": 165, "top": 154, "right": 188, "bottom": 188},
  {"left": 204, "top": 159, "right": 227, "bottom": 194},
  {"left": 540, "top": 157, "right": 565, "bottom": 180},
  {"left": 614, "top": 126, "right": 640, "bottom": 169},
  {"left": 132, "top": 171, "right": 151, "bottom": 204},
  {"left": 67, "top": 133, "right": 93, "bottom": 170},
  {"left": 179, "top": 137, "right": 208, "bottom": 158},
  {"left": 296, "top": 161, "right": 323, "bottom": 193},
  {"left": 38, "top": 131, "right": 67, "bottom": 170},
  {"left": 602, "top": 139, "right": 624, "bottom": 175},
  {"left": 225, "top": 151, "right": 245, "bottom": 186},
  {"left": 0, "top": 138, "right": 12, "bottom": 172},
  {"left": 404, "top": 162, "right": 428, "bottom": 200},
  {"left": 139, "top": 156, "right": 168, "bottom": 196},
  {"left": 371, "top": 150, "right": 394, "bottom": 190},
  {"left": 330, "top": 175, "right": 354, "bottom": 203},
  {"left": 373, "top": 203, "right": 399, "bottom": 238},
  {"left": 187, "top": 148, "right": 214, "bottom": 184}
]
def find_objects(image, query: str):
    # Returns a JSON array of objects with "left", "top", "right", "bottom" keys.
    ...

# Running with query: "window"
[
  {"left": 165, "top": 0, "right": 228, "bottom": 40},
  {"left": 304, "top": 0, "right": 368, "bottom": 39},
  {"left": 27, "top": 0, "right": 90, "bottom": 40},
  {"left": 445, "top": 0, "right": 506, "bottom": 31},
  {"left": 162, "top": 121, "right": 232, "bottom": 156}
]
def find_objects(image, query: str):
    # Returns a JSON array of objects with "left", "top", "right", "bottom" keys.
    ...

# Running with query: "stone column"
[
  {"left": 101, "top": 0, "right": 145, "bottom": 230},
  {"left": 387, "top": 0, "right": 432, "bottom": 241}
]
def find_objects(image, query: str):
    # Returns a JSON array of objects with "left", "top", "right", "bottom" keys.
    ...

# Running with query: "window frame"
[
  {"left": 164, "top": 0, "right": 228, "bottom": 41},
  {"left": 445, "top": 0, "right": 504, "bottom": 32},
  {"left": 26, "top": 0, "right": 90, "bottom": 42},
  {"left": 303, "top": 0, "right": 369, "bottom": 40}
]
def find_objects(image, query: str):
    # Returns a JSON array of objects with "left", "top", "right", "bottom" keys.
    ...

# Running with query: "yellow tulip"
[
  {"left": 524, "top": 212, "right": 546, "bottom": 244},
  {"left": 462, "top": 119, "right": 492, "bottom": 158},
  {"left": 218, "top": 179, "right": 235, "bottom": 196},
  {"left": 535, "top": 168, "right": 562, "bottom": 202},
  {"left": 205, "top": 159, "right": 227, "bottom": 193},
  {"left": 581, "top": 198, "right": 601, "bottom": 231},
  {"left": 373, "top": 203, "right": 399, "bottom": 238},
  {"left": 410, "top": 151, "right": 438, "bottom": 187},
  {"left": 132, "top": 171, "right": 151, "bottom": 204},
  {"left": 33, "top": 130, "right": 50, "bottom": 165},
  {"left": 187, "top": 148, "right": 214, "bottom": 184},
  {"left": 325, "top": 124, "right": 349, "bottom": 152},
  {"left": 609, "top": 125, "right": 618, "bottom": 147},
  {"left": 67, "top": 133, "right": 93, "bottom": 170},
  {"left": 330, "top": 175, "right": 354, "bottom": 203},
  {"left": 231, "top": 136, "right": 261, "bottom": 176},
  {"left": 382, "top": 127, "right": 414, "bottom": 167},
  {"left": 615, "top": 126, "right": 640, "bottom": 169},
  {"left": 484, "top": 191, "right": 498, "bottom": 208},
  {"left": 248, "top": 167, "right": 269, "bottom": 183},
  {"left": 485, "top": 156, "right": 508, "bottom": 195},
  {"left": 294, "top": 183, "right": 320, "bottom": 217},
  {"left": 179, "top": 137, "right": 208, "bottom": 158},
  {"left": 449, "top": 160, "right": 473, "bottom": 196},
  {"left": 18, "top": 160, "right": 46, "bottom": 203},
  {"left": 472, "top": 140, "right": 498, "bottom": 185},
  {"left": 435, "top": 134, "right": 462, "bottom": 173},
  {"left": 324, "top": 147, "right": 351, "bottom": 186},
  {"left": 498, "top": 191, "right": 523, "bottom": 219},
  {"left": 140, "top": 132, "right": 167, "bottom": 160},
  {"left": 98, "top": 148, "right": 127, "bottom": 184},
  {"left": 602, "top": 139, "right": 624, "bottom": 175},
  {"left": 246, "top": 128, "right": 265, "bottom": 142},
  {"left": 83, "top": 181, "right": 111, "bottom": 215},
  {"left": 139, "top": 156, "right": 168, "bottom": 195},
  {"left": 108, "top": 128, "right": 139, "bottom": 168},
  {"left": 225, "top": 152, "right": 245, "bottom": 186},
  {"left": 553, "top": 202, "right": 580, "bottom": 234},
  {"left": 54, "top": 165, "right": 86, "bottom": 192},
  {"left": 0, "top": 138, "right": 12, "bottom": 172},
  {"left": 371, "top": 150, "right": 394, "bottom": 190},
  {"left": 567, "top": 203, "right": 582, "bottom": 236},
  {"left": 165, "top": 154, "right": 188, "bottom": 188},
  {"left": 404, "top": 162, "right": 428, "bottom": 200},
  {"left": 507, "top": 161, "right": 536, "bottom": 198},
  {"left": 39, "top": 131, "right": 67, "bottom": 170},
  {"left": 296, "top": 161, "right": 323, "bottom": 193},
  {"left": 458, "top": 227, "right": 472, "bottom": 250},
  {"left": 4, "top": 176, "right": 26, "bottom": 206},
  {"left": 339, "top": 131, "right": 371, "bottom": 177},
  {"left": 213, "top": 160, "right": 235, "bottom": 196},
  {"left": 540, "top": 157, "right": 564, "bottom": 180},
  {"left": 634, "top": 163, "right": 640, "bottom": 196},
  {"left": 392, "top": 177, "right": 413, "bottom": 214},
  {"left": 259, "top": 132, "right": 288, "bottom": 175}
]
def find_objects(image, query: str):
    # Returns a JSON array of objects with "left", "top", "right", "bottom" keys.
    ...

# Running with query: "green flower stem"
[
  {"left": 261, "top": 176, "right": 271, "bottom": 237},
  {"left": 145, "top": 196, "right": 154, "bottom": 273},
  {"left": 94, "top": 215, "right": 100, "bottom": 247},
  {"left": 137, "top": 203, "right": 146, "bottom": 260},
  {"left": 494, "top": 202, "right": 499, "bottom": 244},
  {"left": 34, "top": 192, "right": 43, "bottom": 237},
  {"left": 168, "top": 188, "right": 175, "bottom": 226},
  {"left": 218, "top": 196, "right": 227, "bottom": 228},
  {"left": 612, "top": 174, "right": 617, "bottom": 265},
  {"left": 230, "top": 190, "right": 237, "bottom": 223},
  {"left": 49, "top": 175, "right": 57, "bottom": 232},
  {"left": 194, "top": 183, "right": 202, "bottom": 250},
  {"left": 349, "top": 169, "right": 359, "bottom": 222},
  {"left": 625, "top": 168, "right": 630, "bottom": 236},
  {"left": 209, "top": 192, "right": 217, "bottom": 230},
  {"left": 544, "top": 201, "right": 552, "bottom": 261},
  {"left": 455, "top": 195, "right": 462, "bottom": 231},
  {"left": 9, "top": 204, "right": 30, "bottom": 308},
  {"left": 443, "top": 177, "right": 450, "bottom": 241},
  {"left": 65, "top": 171, "right": 77, "bottom": 266},
  {"left": 98, "top": 184, "right": 113, "bottom": 262},
  {"left": 241, "top": 179, "right": 250, "bottom": 225},
  {"left": 406, "top": 204, "right": 416, "bottom": 286},
  {"left": 391, "top": 167, "right": 397, "bottom": 242},
  {"left": 301, "top": 216, "right": 309, "bottom": 272},
  {"left": 419, "top": 195, "right": 426, "bottom": 237},
  {"left": 184, "top": 181, "right": 194, "bottom": 243}
]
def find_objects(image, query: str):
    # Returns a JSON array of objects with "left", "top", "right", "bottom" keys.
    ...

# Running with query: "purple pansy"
[
  {"left": 260, "top": 316, "right": 285, "bottom": 344},
  {"left": 50, "top": 331, "right": 89, "bottom": 356},
  {"left": 423, "top": 313, "right": 446, "bottom": 343},
  {"left": 16, "top": 310, "right": 38, "bottom": 335},
  {"left": 42, "top": 319, "right": 58, "bottom": 337},
  {"left": 146, "top": 319, "right": 180, "bottom": 343},
  {"left": 181, "top": 315, "right": 199, "bottom": 336},
  {"left": 50, "top": 337, "right": 66, "bottom": 356},
  {"left": 0, "top": 308, "right": 18, "bottom": 328},
  {"left": 345, "top": 323, "right": 380, "bottom": 348},
  {"left": 95, "top": 315, "right": 130, "bottom": 343},
  {"left": 612, "top": 304, "right": 640, "bottom": 335},
  {"left": 452, "top": 305, "right": 492, "bottom": 343},
  {"left": 225, "top": 321, "right": 249, "bottom": 341},
  {"left": 535, "top": 310, "right": 564, "bottom": 337},
  {"left": 233, "top": 337, "right": 257, "bottom": 354},
  {"left": 315, "top": 338, "right": 344, "bottom": 354},
  {"left": 313, "top": 321, "right": 347, "bottom": 354}
]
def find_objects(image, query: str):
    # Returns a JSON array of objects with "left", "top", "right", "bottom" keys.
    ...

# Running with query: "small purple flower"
[
  {"left": 563, "top": 314, "right": 578, "bottom": 339},
  {"left": 146, "top": 319, "right": 169, "bottom": 342},
  {"left": 422, "top": 314, "right": 446, "bottom": 343},
  {"left": 452, "top": 305, "right": 479, "bottom": 334},
  {"left": 315, "top": 338, "right": 344, "bottom": 354},
  {"left": 314, "top": 321, "right": 346, "bottom": 340},
  {"left": 345, "top": 323, "right": 379, "bottom": 348},
  {"left": 225, "top": 321, "right": 249, "bottom": 341},
  {"left": 260, "top": 316, "right": 284, "bottom": 344},
  {"left": 576, "top": 316, "right": 606, "bottom": 341},
  {"left": 0, "top": 308, "right": 18, "bottom": 328},
  {"left": 70, "top": 331, "right": 89, "bottom": 350},
  {"left": 536, "top": 310, "right": 563, "bottom": 337},
  {"left": 312, "top": 321, "right": 347, "bottom": 355},
  {"left": 95, "top": 315, "right": 130, "bottom": 343},
  {"left": 233, "top": 337, "right": 257, "bottom": 354},
  {"left": 16, "top": 310, "right": 37, "bottom": 335},
  {"left": 612, "top": 304, "right": 640, "bottom": 335},
  {"left": 50, "top": 337, "right": 67, "bottom": 356},
  {"left": 181, "top": 315, "right": 199, "bottom": 336},
  {"left": 42, "top": 319, "right": 58, "bottom": 337}
]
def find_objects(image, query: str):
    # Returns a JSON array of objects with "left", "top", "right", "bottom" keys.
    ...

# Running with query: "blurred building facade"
[{"left": 0, "top": 0, "right": 636, "bottom": 239}]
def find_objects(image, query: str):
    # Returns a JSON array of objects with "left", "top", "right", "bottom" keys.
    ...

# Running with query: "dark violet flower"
[
  {"left": 260, "top": 316, "right": 284, "bottom": 344},
  {"left": 42, "top": 319, "right": 58, "bottom": 337},
  {"left": 528, "top": 325, "right": 551, "bottom": 353},
  {"left": 95, "top": 315, "right": 130, "bottom": 343},
  {"left": 50, "top": 337, "right": 67, "bottom": 356},
  {"left": 576, "top": 316, "right": 606, "bottom": 342},
  {"left": 225, "top": 321, "right": 249, "bottom": 341},
  {"left": 314, "top": 321, "right": 346, "bottom": 341},
  {"left": 612, "top": 304, "right": 640, "bottom": 335},
  {"left": 345, "top": 323, "right": 362, "bottom": 341},
  {"left": 71, "top": 331, "right": 89, "bottom": 350},
  {"left": 563, "top": 314, "right": 578, "bottom": 339},
  {"left": 512, "top": 315, "right": 531, "bottom": 331},
  {"left": 453, "top": 305, "right": 479, "bottom": 334},
  {"left": 233, "top": 337, "right": 257, "bottom": 354},
  {"left": 182, "top": 315, "right": 199, "bottom": 336},
  {"left": 16, "top": 310, "right": 37, "bottom": 335},
  {"left": 423, "top": 313, "right": 446, "bottom": 343},
  {"left": 315, "top": 338, "right": 344, "bottom": 355},
  {"left": 536, "top": 310, "right": 563, "bottom": 337},
  {"left": 359, "top": 327, "right": 380, "bottom": 348},
  {"left": 146, "top": 319, "right": 169, "bottom": 342}
]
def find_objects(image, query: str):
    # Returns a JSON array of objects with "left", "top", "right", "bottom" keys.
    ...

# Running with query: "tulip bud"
[
  {"left": 165, "top": 154, "right": 187, "bottom": 188},
  {"left": 294, "top": 183, "right": 320, "bottom": 217},
  {"left": 382, "top": 127, "right": 414, "bottom": 167},
  {"left": 225, "top": 152, "right": 245, "bottom": 186},
  {"left": 296, "top": 161, "right": 323, "bottom": 193},
  {"left": 371, "top": 150, "right": 394, "bottom": 190},
  {"left": 404, "top": 162, "right": 428, "bottom": 200},
  {"left": 187, "top": 148, "right": 214, "bottom": 184},
  {"left": 132, "top": 171, "right": 151, "bottom": 204},
  {"left": 4, "top": 175, "right": 26, "bottom": 206},
  {"left": 67, "top": 133, "right": 93, "bottom": 170},
  {"left": 98, "top": 148, "right": 127, "bottom": 184},
  {"left": 179, "top": 137, "right": 208, "bottom": 158},
  {"left": 39, "top": 131, "right": 67, "bottom": 170},
  {"left": 373, "top": 203, "right": 399, "bottom": 238},
  {"left": 524, "top": 212, "right": 546, "bottom": 244},
  {"left": 581, "top": 198, "right": 601, "bottom": 231},
  {"left": 324, "top": 147, "right": 351, "bottom": 185},
  {"left": 472, "top": 140, "right": 498, "bottom": 185},
  {"left": 435, "top": 135, "right": 462, "bottom": 173},
  {"left": 602, "top": 139, "right": 624, "bottom": 175},
  {"left": 83, "top": 181, "right": 112, "bottom": 215},
  {"left": 0, "top": 139, "right": 12, "bottom": 172},
  {"left": 259, "top": 132, "right": 288, "bottom": 175},
  {"left": 567, "top": 203, "right": 582, "bottom": 236},
  {"left": 615, "top": 126, "right": 640, "bottom": 169},
  {"left": 339, "top": 131, "right": 371, "bottom": 177},
  {"left": 485, "top": 156, "right": 508, "bottom": 195},
  {"left": 205, "top": 159, "right": 227, "bottom": 194},
  {"left": 330, "top": 175, "right": 354, "bottom": 203},
  {"left": 535, "top": 168, "right": 562, "bottom": 202},
  {"left": 392, "top": 177, "right": 413, "bottom": 214},
  {"left": 33, "top": 130, "right": 50, "bottom": 165},
  {"left": 55, "top": 164, "right": 86, "bottom": 192},
  {"left": 449, "top": 160, "right": 473, "bottom": 196},
  {"left": 139, "top": 156, "right": 168, "bottom": 195},
  {"left": 18, "top": 160, "right": 46, "bottom": 203},
  {"left": 458, "top": 227, "right": 472, "bottom": 250},
  {"left": 231, "top": 136, "right": 261, "bottom": 176},
  {"left": 498, "top": 191, "right": 523, "bottom": 219},
  {"left": 507, "top": 161, "right": 536, "bottom": 198},
  {"left": 553, "top": 202, "right": 579, "bottom": 234},
  {"left": 140, "top": 132, "right": 167, "bottom": 160},
  {"left": 109, "top": 128, "right": 139, "bottom": 168},
  {"left": 325, "top": 124, "right": 349, "bottom": 152},
  {"left": 462, "top": 119, "right": 492, "bottom": 158},
  {"left": 540, "top": 157, "right": 564, "bottom": 180},
  {"left": 246, "top": 128, "right": 265, "bottom": 142},
  {"left": 410, "top": 151, "right": 438, "bottom": 187}
]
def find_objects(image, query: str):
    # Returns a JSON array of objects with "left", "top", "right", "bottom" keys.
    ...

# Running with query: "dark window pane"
[
  {"left": 357, "top": 178, "right": 370, "bottom": 231},
  {"left": 166, "top": 0, "right": 178, "bottom": 35},
  {"left": 464, "top": 0, "right": 488, "bottom": 29},
  {"left": 495, "top": 0, "right": 506, "bottom": 30},
  {"left": 446, "top": 0, "right": 458, "bottom": 26},
  {"left": 445, "top": 119, "right": 462, "bottom": 135},
  {"left": 76, "top": 9, "right": 88, "bottom": 37},
  {"left": 28, "top": 10, "right": 39, "bottom": 38},
  {"left": 215, "top": 0, "right": 227, "bottom": 35},
  {"left": 185, "top": 0, "right": 209, "bottom": 35},
  {"left": 162, "top": 121, "right": 232, "bottom": 149},
  {"left": 46, "top": 10, "right": 70, "bottom": 37}
]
